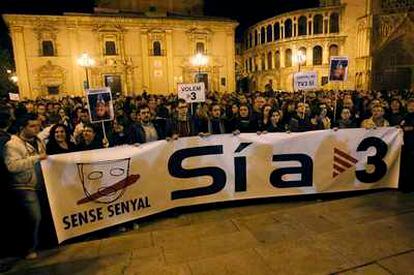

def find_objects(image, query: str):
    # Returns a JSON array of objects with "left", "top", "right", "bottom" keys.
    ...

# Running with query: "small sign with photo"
[
  {"left": 86, "top": 87, "right": 114, "bottom": 123},
  {"left": 329, "top": 56, "right": 349, "bottom": 82}
]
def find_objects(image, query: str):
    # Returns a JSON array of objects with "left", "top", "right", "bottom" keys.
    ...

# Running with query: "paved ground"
[{"left": 1, "top": 190, "right": 414, "bottom": 275}]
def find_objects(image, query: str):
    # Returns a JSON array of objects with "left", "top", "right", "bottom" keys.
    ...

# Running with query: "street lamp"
[
  {"left": 77, "top": 53, "right": 95, "bottom": 89},
  {"left": 191, "top": 53, "right": 208, "bottom": 83},
  {"left": 294, "top": 51, "right": 306, "bottom": 73}
]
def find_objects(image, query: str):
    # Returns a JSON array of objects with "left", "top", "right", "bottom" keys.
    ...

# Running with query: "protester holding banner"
[
  {"left": 231, "top": 104, "right": 259, "bottom": 133},
  {"left": 361, "top": 105, "right": 390, "bottom": 129},
  {"left": 207, "top": 103, "right": 227, "bottom": 135},
  {"left": 267, "top": 109, "right": 284, "bottom": 132},
  {"left": 127, "top": 104, "right": 171, "bottom": 144},
  {"left": 46, "top": 124, "right": 76, "bottom": 155},
  {"left": 171, "top": 99, "right": 196, "bottom": 137},
  {"left": 3, "top": 113, "right": 47, "bottom": 260},
  {"left": 76, "top": 123, "right": 108, "bottom": 151}
]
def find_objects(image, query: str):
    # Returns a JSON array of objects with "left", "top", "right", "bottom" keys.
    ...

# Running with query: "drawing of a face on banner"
[
  {"left": 329, "top": 57, "right": 349, "bottom": 82},
  {"left": 77, "top": 159, "right": 131, "bottom": 204}
]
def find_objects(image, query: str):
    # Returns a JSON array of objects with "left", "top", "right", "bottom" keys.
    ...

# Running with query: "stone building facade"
[
  {"left": 241, "top": 0, "right": 413, "bottom": 92},
  {"left": 3, "top": 0, "right": 237, "bottom": 99}
]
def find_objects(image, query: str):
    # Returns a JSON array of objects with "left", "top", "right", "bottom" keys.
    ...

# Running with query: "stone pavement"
[{"left": 2, "top": 190, "right": 414, "bottom": 275}]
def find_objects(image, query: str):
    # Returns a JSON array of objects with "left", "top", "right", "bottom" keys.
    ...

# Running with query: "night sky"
[{"left": 0, "top": 0, "right": 319, "bottom": 50}]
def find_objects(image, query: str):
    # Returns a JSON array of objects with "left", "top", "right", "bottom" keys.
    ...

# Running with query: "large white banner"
[{"left": 41, "top": 128, "right": 403, "bottom": 243}]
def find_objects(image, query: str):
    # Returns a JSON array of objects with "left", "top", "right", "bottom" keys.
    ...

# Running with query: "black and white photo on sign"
[
  {"left": 86, "top": 87, "right": 114, "bottom": 123},
  {"left": 329, "top": 56, "right": 349, "bottom": 82}
]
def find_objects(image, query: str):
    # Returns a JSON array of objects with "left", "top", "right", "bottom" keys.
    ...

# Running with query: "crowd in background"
[{"left": 0, "top": 88, "right": 413, "bottom": 260}]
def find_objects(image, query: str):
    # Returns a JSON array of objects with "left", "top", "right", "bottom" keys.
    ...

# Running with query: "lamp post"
[
  {"left": 293, "top": 51, "right": 307, "bottom": 118},
  {"left": 294, "top": 51, "right": 306, "bottom": 73},
  {"left": 77, "top": 53, "right": 95, "bottom": 89}
]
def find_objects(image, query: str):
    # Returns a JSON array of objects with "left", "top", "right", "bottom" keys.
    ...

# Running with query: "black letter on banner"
[
  {"left": 234, "top": 157, "right": 247, "bottom": 192},
  {"left": 356, "top": 137, "right": 388, "bottom": 183},
  {"left": 270, "top": 154, "right": 313, "bottom": 188},
  {"left": 168, "top": 146, "right": 226, "bottom": 200}
]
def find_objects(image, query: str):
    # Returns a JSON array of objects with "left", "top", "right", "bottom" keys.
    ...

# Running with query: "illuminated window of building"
[
  {"left": 313, "top": 14, "right": 323, "bottom": 34},
  {"left": 274, "top": 23, "right": 280, "bottom": 40},
  {"left": 329, "top": 13, "right": 339, "bottom": 33},
  {"left": 249, "top": 33, "right": 253, "bottom": 48},
  {"left": 42, "top": 40, "right": 54, "bottom": 56},
  {"left": 196, "top": 42, "right": 205, "bottom": 54},
  {"left": 298, "top": 16, "right": 307, "bottom": 36},
  {"left": 285, "top": 19, "right": 293, "bottom": 38},
  {"left": 329, "top": 44, "right": 339, "bottom": 59},
  {"left": 105, "top": 41, "right": 117, "bottom": 55},
  {"left": 275, "top": 51, "right": 280, "bottom": 69},
  {"left": 285, "top": 49, "right": 292, "bottom": 67},
  {"left": 153, "top": 41, "right": 162, "bottom": 56},
  {"left": 261, "top": 27, "right": 266, "bottom": 44},
  {"left": 267, "top": 25, "right": 273, "bottom": 43},
  {"left": 313, "top": 46, "right": 323, "bottom": 65}
]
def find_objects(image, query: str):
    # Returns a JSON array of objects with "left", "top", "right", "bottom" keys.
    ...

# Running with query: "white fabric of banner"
[{"left": 41, "top": 128, "right": 403, "bottom": 243}]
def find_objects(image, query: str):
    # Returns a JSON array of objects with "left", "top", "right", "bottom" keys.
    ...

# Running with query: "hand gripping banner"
[{"left": 41, "top": 128, "right": 403, "bottom": 243}]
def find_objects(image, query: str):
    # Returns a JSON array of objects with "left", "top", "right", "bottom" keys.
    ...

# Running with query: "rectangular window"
[
  {"left": 105, "top": 41, "right": 117, "bottom": 56},
  {"left": 42, "top": 41, "right": 54, "bottom": 56},
  {"left": 47, "top": 86, "right": 59, "bottom": 95}
]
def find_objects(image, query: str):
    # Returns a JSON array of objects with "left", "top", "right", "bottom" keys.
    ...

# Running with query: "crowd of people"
[{"left": 0, "top": 88, "right": 413, "bottom": 261}]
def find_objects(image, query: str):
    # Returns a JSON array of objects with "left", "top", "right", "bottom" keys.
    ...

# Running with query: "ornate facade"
[
  {"left": 4, "top": 5, "right": 237, "bottom": 98},
  {"left": 241, "top": 0, "right": 414, "bottom": 92}
]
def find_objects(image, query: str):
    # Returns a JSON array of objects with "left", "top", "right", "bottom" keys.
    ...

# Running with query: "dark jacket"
[{"left": 127, "top": 119, "right": 171, "bottom": 144}]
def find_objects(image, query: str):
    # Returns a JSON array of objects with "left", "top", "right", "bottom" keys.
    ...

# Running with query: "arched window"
[
  {"left": 329, "top": 13, "right": 339, "bottom": 33},
  {"left": 298, "top": 16, "right": 307, "bottom": 36},
  {"left": 249, "top": 58, "right": 253, "bottom": 72},
  {"left": 267, "top": 52, "right": 273, "bottom": 70},
  {"left": 42, "top": 40, "right": 54, "bottom": 56},
  {"left": 196, "top": 42, "right": 205, "bottom": 54},
  {"left": 313, "top": 46, "right": 323, "bottom": 65},
  {"left": 285, "top": 19, "right": 293, "bottom": 38},
  {"left": 275, "top": 51, "right": 280, "bottom": 69},
  {"left": 254, "top": 30, "right": 258, "bottom": 46},
  {"left": 313, "top": 14, "right": 323, "bottom": 34},
  {"left": 267, "top": 25, "right": 273, "bottom": 43},
  {"left": 153, "top": 41, "right": 162, "bottom": 56},
  {"left": 274, "top": 23, "right": 280, "bottom": 40},
  {"left": 285, "top": 49, "right": 292, "bottom": 67},
  {"left": 298, "top": 47, "right": 307, "bottom": 65},
  {"left": 261, "top": 27, "right": 266, "bottom": 44},
  {"left": 329, "top": 44, "right": 339, "bottom": 60},
  {"left": 249, "top": 33, "right": 253, "bottom": 48}
]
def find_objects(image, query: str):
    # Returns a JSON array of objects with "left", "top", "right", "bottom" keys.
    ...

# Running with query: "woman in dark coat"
[{"left": 46, "top": 124, "right": 76, "bottom": 155}]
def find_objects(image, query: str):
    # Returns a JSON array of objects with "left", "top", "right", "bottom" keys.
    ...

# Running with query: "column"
[
  {"left": 226, "top": 31, "right": 236, "bottom": 92},
  {"left": 140, "top": 29, "right": 150, "bottom": 91},
  {"left": 68, "top": 24, "right": 83, "bottom": 96},
  {"left": 323, "top": 42, "right": 330, "bottom": 64},
  {"left": 10, "top": 26, "right": 32, "bottom": 98},
  {"left": 166, "top": 29, "right": 174, "bottom": 93}
]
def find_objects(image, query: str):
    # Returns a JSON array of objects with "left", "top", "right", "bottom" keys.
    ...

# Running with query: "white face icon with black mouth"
[{"left": 77, "top": 159, "right": 130, "bottom": 204}]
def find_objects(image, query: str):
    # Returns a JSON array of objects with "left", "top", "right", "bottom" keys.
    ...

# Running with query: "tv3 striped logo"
[
  {"left": 333, "top": 148, "right": 358, "bottom": 178},
  {"left": 333, "top": 137, "right": 389, "bottom": 183}
]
